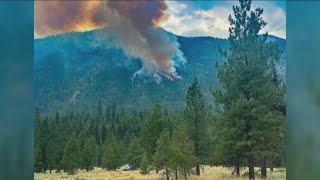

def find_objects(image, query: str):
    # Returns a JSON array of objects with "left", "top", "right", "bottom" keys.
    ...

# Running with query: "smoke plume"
[{"left": 35, "top": 1, "right": 186, "bottom": 81}]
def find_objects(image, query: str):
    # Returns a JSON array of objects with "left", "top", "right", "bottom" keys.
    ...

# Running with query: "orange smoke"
[
  {"left": 35, "top": 1, "right": 185, "bottom": 78},
  {"left": 35, "top": 1, "right": 109, "bottom": 38},
  {"left": 34, "top": 1, "right": 168, "bottom": 38}
]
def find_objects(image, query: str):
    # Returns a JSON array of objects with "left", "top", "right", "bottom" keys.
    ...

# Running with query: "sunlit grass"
[{"left": 34, "top": 166, "right": 285, "bottom": 180}]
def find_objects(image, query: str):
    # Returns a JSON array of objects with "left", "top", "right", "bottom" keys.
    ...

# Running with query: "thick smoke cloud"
[
  {"left": 35, "top": 1, "right": 109, "bottom": 36},
  {"left": 35, "top": 1, "right": 186, "bottom": 80}
]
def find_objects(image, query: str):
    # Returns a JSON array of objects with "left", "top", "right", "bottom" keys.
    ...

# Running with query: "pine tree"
[
  {"left": 102, "top": 134, "right": 121, "bottom": 170},
  {"left": 34, "top": 115, "right": 49, "bottom": 173},
  {"left": 171, "top": 122, "right": 195, "bottom": 179},
  {"left": 140, "top": 152, "right": 150, "bottom": 174},
  {"left": 34, "top": 143, "right": 44, "bottom": 173},
  {"left": 81, "top": 137, "right": 97, "bottom": 172},
  {"left": 141, "top": 102, "right": 165, "bottom": 164},
  {"left": 213, "top": 0, "right": 285, "bottom": 179},
  {"left": 125, "top": 137, "right": 144, "bottom": 169},
  {"left": 218, "top": 97, "right": 264, "bottom": 179},
  {"left": 34, "top": 108, "right": 43, "bottom": 173},
  {"left": 54, "top": 117, "right": 70, "bottom": 172},
  {"left": 184, "top": 79, "right": 208, "bottom": 175},
  {"left": 168, "top": 147, "right": 184, "bottom": 180},
  {"left": 96, "top": 145, "right": 103, "bottom": 167},
  {"left": 153, "top": 128, "right": 171, "bottom": 180},
  {"left": 61, "top": 135, "right": 80, "bottom": 174},
  {"left": 91, "top": 122, "right": 100, "bottom": 145},
  {"left": 101, "top": 124, "right": 107, "bottom": 144},
  {"left": 46, "top": 140, "right": 55, "bottom": 173}
]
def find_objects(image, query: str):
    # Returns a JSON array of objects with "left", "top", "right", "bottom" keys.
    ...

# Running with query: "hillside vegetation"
[{"left": 34, "top": 29, "right": 285, "bottom": 114}]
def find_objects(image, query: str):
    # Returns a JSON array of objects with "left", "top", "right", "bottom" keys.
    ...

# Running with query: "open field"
[{"left": 34, "top": 166, "right": 286, "bottom": 180}]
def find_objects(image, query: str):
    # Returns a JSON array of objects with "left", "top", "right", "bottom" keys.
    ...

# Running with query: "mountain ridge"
[{"left": 34, "top": 28, "right": 286, "bottom": 114}]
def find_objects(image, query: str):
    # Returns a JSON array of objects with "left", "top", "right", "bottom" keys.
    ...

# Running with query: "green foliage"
[
  {"left": 81, "top": 137, "right": 97, "bottom": 172},
  {"left": 34, "top": 112, "right": 50, "bottom": 173},
  {"left": 101, "top": 124, "right": 107, "bottom": 144},
  {"left": 46, "top": 140, "right": 55, "bottom": 173},
  {"left": 171, "top": 122, "right": 195, "bottom": 178},
  {"left": 153, "top": 128, "right": 171, "bottom": 179},
  {"left": 140, "top": 152, "right": 150, "bottom": 175},
  {"left": 101, "top": 134, "right": 122, "bottom": 170},
  {"left": 125, "top": 137, "right": 144, "bottom": 169},
  {"left": 34, "top": 143, "right": 44, "bottom": 173},
  {"left": 34, "top": 28, "right": 285, "bottom": 114},
  {"left": 141, "top": 103, "right": 165, "bottom": 161},
  {"left": 61, "top": 135, "right": 80, "bottom": 174},
  {"left": 184, "top": 79, "right": 209, "bottom": 175},
  {"left": 213, "top": 0, "right": 286, "bottom": 179},
  {"left": 153, "top": 129, "right": 171, "bottom": 169}
]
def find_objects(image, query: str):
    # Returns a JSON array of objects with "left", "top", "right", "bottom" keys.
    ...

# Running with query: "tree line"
[
  {"left": 34, "top": 79, "right": 212, "bottom": 179},
  {"left": 34, "top": 1, "right": 286, "bottom": 179}
]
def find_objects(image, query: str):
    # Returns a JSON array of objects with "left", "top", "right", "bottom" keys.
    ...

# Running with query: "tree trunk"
[
  {"left": 270, "top": 160, "right": 273, "bottom": 172},
  {"left": 156, "top": 167, "right": 159, "bottom": 173},
  {"left": 236, "top": 164, "right": 240, "bottom": 176},
  {"left": 196, "top": 164, "right": 200, "bottom": 176},
  {"left": 261, "top": 159, "right": 267, "bottom": 179},
  {"left": 166, "top": 167, "right": 169, "bottom": 180},
  {"left": 175, "top": 169, "right": 178, "bottom": 180},
  {"left": 248, "top": 159, "right": 255, "bottom": 180}
]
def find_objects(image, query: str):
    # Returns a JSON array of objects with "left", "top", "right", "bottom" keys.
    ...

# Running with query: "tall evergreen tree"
[
  {"left": 140, "top": 152, "right": 150, "bottom": 175},
  {"left": 153, "top": 128, "right": 171, "bottom": 180},
  {"left": 34, "top": 107, "right": 43, "bottom": 173},
  {"left": 168, "top": 147, "right": 184, "bottom": 180},
  {"left": 171, "top": 122, "right": 195, "bottom": 179},
  {"left": 184, "top": 79, "right": 208, "bottom": 176},
  {"left": 61, "top": 135, "right": 80, "bottom": 174},
  {"left": 81, "top": 137, "right": 97, "bottom": 172},
  {"left": 213, "top": 0, "right": 285, "bottom": 179},
  {"left": 125, "top": 137, "right": 144, "bottom": 169},
  {"left": 54, "top": 117, "right": 71, "bottom": 172},
  {"left": 101, "top": 124, "right": 107, "bottom": 144},
  {"left": 96, "top": 145, "right": 103, "bottom": 167},
  {"left": 141, "top": 102, "right": 165, "bottom": 164},
  {"left": 34, "top": 115, "right": 49, "bottom": 173},
  {"left": 102, "top": 134, "right": 122, "bottom": 170},
  {"left": 45, "top": 140, "right": 55, "bottom": 173}
]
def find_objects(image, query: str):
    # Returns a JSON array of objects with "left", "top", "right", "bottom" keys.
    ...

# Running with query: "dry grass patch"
[{"left": 34, "top": 166, "right": 285, "bottom": 180}]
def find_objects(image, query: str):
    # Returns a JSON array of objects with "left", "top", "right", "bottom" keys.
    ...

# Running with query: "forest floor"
[{"left": 34, "top": 166, "right": 286, "bottom": 180}]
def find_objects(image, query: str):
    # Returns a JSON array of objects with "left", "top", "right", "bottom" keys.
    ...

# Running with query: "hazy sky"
[{"left": 161, "top": 1, "right": 286, "bottom": 39}]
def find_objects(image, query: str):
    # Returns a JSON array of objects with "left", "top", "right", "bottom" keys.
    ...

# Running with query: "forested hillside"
[{"left": 34, "top": 29, "right": 285, "bottom": 114}]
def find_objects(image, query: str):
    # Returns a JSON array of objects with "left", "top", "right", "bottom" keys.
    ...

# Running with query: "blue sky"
[
  {"left": 161, "top": 1, "right": 286, "bottom": 38},
  {"left": 184, "top": 1, "right": 285, "bottom": 10}
]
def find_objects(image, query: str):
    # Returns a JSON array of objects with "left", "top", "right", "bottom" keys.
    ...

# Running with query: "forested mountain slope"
[{"left": 34, "top": 29, "right": 285, "bottom": 113}]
